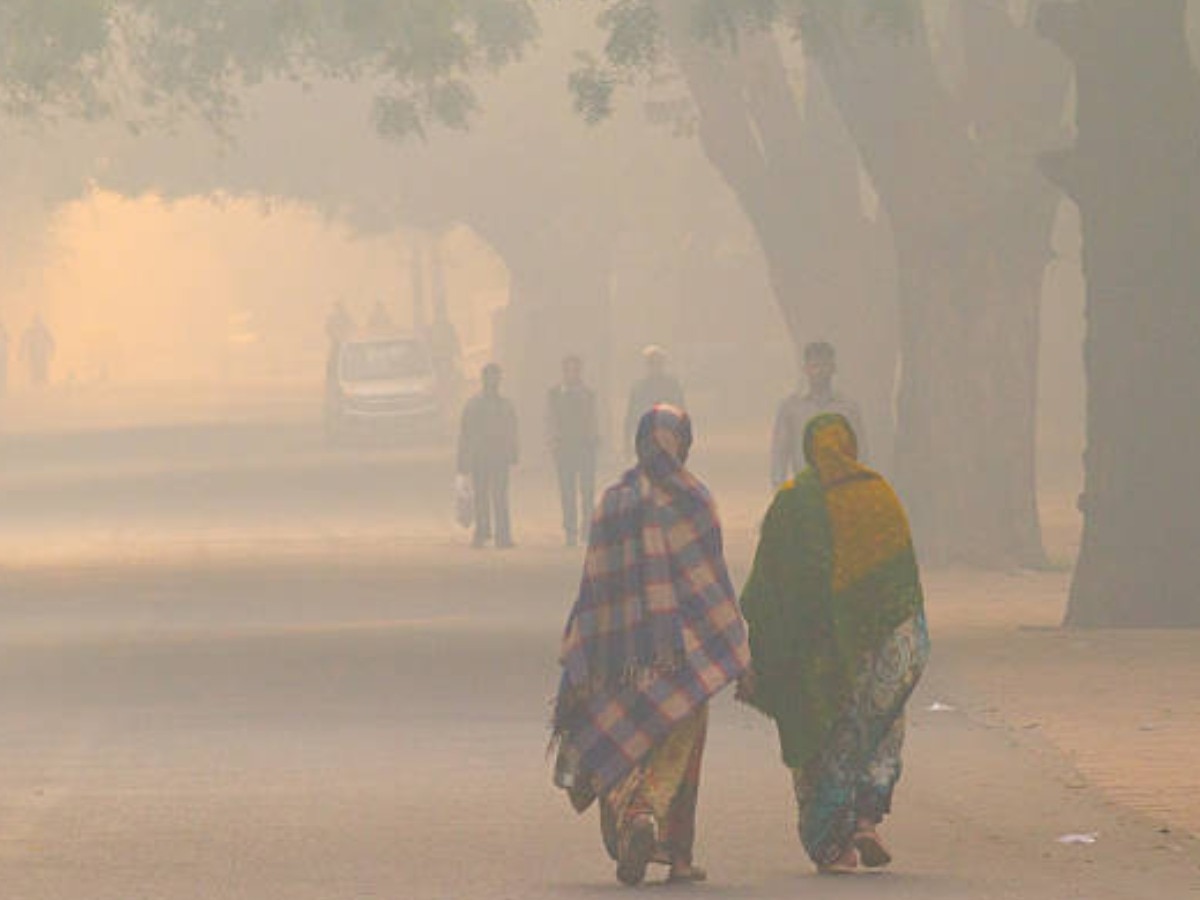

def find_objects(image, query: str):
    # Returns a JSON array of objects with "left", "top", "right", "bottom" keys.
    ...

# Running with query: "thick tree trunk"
[
  {"left": 810, "top": 7, "right": 1059, "bottom": 566},
  {"left": 1040, "top": 1, "right": 1200, "bottom": 626},
  {"left": 765, "top": 70, "right": 898, "bottom": 472},
  {"left": 891, "top": 229, "right": 1044, "bottom": 565},
  {"left": 658, "top": 12, "right": 898, "bottom": 469},
  {"left": 987, "top": 248, "right": 1051, "bottom": 566},
  {"left": 957, "top": 0, "right": 1070, "bottom": 567}
]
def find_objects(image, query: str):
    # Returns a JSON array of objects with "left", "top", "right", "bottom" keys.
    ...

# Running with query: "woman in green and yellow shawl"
[{"left": 739, "top": 413, "right": 929, "bottom": 873}]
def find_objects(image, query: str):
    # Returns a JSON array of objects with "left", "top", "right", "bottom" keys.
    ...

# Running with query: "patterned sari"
[{"left": 740, "top": 413, "right": 929, "bottom": 867}]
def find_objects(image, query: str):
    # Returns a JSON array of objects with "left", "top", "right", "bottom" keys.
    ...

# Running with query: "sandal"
[
  {"left": 667, "top": 863, "right": 708, "bottom": 883},
  {"left": 853, "top": 831, "right": 892, "bottom": 868},
  {"left": 616, "top": 815, "right": 657, "bottom": 886},
  {"left": 817, "top": 862, "right": 859, "bottom": 876},
  {"left": 817, "top": 847, "right": 860, "bottom": 876}
]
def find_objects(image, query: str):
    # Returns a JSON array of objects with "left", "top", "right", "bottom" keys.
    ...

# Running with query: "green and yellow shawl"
[{"left": 740, "top": 413, "right": 923, "bottom": 769}]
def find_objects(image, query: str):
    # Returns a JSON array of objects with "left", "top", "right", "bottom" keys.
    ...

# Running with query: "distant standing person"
[
  {"left": 739, "top": 413, "right": 928, "bottom": 874},
  {"left": 624, "top": 346, "right": 685, "bottom": 449},
  {"left": 21, "top": 314, "right": 55, "bottom": 388},
  {"left": 325, "top": 301, "right": 354, "bottom": 388},
  {"left": 771, "top": 341, "right": 867, "bottom": 488},
  {"left": 457, "top": 363, "right": 519, "bottom": 549},
  {"left": 0, "top": 320, "right": 9, "bottom": 397},
  {"left": 547, "top": 355, "right": 600, "bottom": 547}
]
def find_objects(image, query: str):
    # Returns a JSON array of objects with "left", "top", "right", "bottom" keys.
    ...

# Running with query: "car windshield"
[{"left": 341, "top": 340, "right": 431, "bottom": 382}]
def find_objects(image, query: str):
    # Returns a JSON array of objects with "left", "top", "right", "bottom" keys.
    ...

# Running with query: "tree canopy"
[
  {"left": 569, "top": 0, "right": 917, "bottom": 123},
  {"left": 0, "top": 0, "right": 538, "bottom": 137}
]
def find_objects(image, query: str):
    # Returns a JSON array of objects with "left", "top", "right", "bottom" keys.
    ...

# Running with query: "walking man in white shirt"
[{"left": 770, "top": 341, "right": 868, "bottom": 488}]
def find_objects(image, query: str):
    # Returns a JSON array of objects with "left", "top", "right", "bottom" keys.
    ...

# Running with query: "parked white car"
[{"left": 325, "top": 335, "right": 444, "bottom": 441}]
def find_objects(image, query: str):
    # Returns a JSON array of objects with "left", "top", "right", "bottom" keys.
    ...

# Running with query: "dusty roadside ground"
[
  {"left": 928, "top": 566, "right": 1200, "bottom": 840},
  {"left": 913, "top": 492, "right": 1200, "bottom": 843}
]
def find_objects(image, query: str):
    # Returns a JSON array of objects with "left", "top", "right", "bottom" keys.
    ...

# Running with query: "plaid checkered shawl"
[{"left": 554, "top": 406, "right": 750, "bottom": 795}]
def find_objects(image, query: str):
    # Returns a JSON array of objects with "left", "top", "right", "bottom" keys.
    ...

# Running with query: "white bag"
[{"left": 454, "top": 475, "right": 474, "bottom": 529}]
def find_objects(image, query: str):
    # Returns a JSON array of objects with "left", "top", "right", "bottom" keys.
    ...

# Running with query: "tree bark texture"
[
  {"left": 809, "top": 3, "right": 1067, "bottom": 566},
  {"left": 657, "top": 7, "right": 899, "bottom": 471},
  {"left": 1040, "top": 0, "right": 1200, "bottom": 626}
]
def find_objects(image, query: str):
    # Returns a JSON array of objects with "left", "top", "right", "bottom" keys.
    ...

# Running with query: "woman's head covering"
[
  {"left": 803, "top": 413, "right": 867, "bottom": 487},
  {"left": 635, "top": 404, "right": 692, "bottom": 476}
]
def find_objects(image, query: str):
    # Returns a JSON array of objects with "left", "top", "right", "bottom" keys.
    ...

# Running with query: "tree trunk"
[
  {"left": 504, "top": 253, "right": 614, "bottom": 406},
  {"left": 985, "top": 245, "right": 1052, "bottom": 566},
  {"left": 1040, "top": 1, "right": 1200, "bottom": 626},
  {"left": 658, "top": 10, "right": 898, "bottom": 469},
  {"left": 810, "top": 6, "right": 1058, "bottom": 566},
  {"left": 957, "top": 0, "right": 1071, "bottom": 567},
  {"left": 890, "top": 229, "right": 1039, "bottom": 565},
  {"left": 480, "top": 219, "right": 617, "bottom": 453},
  {"left": 462, "top": 171, "right": 621, "bottom": 424}
]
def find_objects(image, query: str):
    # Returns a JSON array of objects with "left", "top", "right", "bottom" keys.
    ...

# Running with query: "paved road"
[{"left": 0, "top": 423, "right": 1195, "bottom": 899}]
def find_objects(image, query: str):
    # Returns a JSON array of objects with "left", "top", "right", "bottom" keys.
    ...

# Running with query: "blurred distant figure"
[
  {"left": 21, "top": 314, "right": 55, "bottom": 388},
  {"left": 624, "top": 346, "right": 685, "bottom": 449},
  {"left": 325, "top": 301, "right": 354, "bottom": 393},
  {"left": 0, "top": 320, "right": 9, "bottom": 397},
  {"left": 457, "top": 363, "right": 519, "bottom": 549},
  {"left": 771, "top": 341, "right": 867, "bottom": 489},
  {"left": 368, "top": 300, "right": 395, "bottom": 333},
  {"left": 547, "top": 355, "right": 600, "bottom": 547}
]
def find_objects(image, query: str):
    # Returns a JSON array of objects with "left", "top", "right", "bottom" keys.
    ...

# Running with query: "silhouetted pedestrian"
[
  {"left": 0, "top": 320, "right": 10, "bottom": 397},
  {"left": 770, "top": 341, "right": 867, "bottom": 488},
  {"left": 325, "top": 301, "right": 354, "bottom": 391},
  {"left": 21, "top": 314, "right": 55, "bottom": 388},
  {"left": 457, "top": 363, "right": 519, "bottom": 548},
  {"left": 624, "top": 346, "right": 685, "bottom": 449},
  {"left": 547, "top": 355, "right": 599, "bottom": 547}
]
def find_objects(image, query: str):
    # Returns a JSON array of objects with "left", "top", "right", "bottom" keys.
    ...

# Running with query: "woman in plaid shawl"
[
  {"left": 552, "top": 405, "right": 750, "bottom": 886},
  {"left": 739, "top": 413, "right": 929, "bottom": 874}
]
